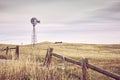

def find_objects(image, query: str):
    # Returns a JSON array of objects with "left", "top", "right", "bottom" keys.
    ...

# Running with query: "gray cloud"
[
  {"left": 90, "top": 1, "right": 120, "bottom": 21},
  {"left": 67, "top": 1, "right": 120, "bottom": 25},
  {"left": 0, "top": 0, "right": 120, "bottom": 44}
]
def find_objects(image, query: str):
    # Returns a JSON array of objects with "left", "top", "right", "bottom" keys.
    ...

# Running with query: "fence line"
[
  {"left": 0, "top": 46, "right": 19, "bottom": 60},
  {"left": 44, "top": 48, "right": 120, "bottom": 80}
]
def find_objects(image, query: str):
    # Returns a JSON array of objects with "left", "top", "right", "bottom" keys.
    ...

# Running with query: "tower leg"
[{"left": 32, "top": 26, "right": 37, "bottom": 47}]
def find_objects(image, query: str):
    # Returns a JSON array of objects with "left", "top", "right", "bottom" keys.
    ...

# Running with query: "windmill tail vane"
[{"left": 37, "top": 20, "right": 40, "bottom": 23}]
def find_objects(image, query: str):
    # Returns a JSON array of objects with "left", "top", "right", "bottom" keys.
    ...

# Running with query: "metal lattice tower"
[{"left": 31, "top": 17, "right": 40, "bottom": 46}]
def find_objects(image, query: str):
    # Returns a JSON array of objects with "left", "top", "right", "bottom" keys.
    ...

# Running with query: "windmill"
[{"left": 31, "top": 17, "right": 40, "bottom": 46}]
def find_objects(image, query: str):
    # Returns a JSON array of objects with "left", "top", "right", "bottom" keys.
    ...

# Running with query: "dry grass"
[
  {"left": 0, "top": 42, "right": 120, "bottom": 80},
  {"left": 0, "top": 59, "right": 78, "bottom": 80}
]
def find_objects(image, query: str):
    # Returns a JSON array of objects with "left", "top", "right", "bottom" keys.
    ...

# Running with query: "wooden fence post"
[
  {"left": 43, "top": 48, "right": 53, "bottom": 67},
  {"left": 6, "top": 46, "right": 9, "bottom": 55},
  {"left": 81, "top": 58, "right": 89, "bottom": 80},
  {"left": 15, "top": 46, "right": 19, "bottom": 59}
]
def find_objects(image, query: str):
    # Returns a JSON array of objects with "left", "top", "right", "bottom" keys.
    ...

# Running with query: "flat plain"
[{"left": 0, "top": 42, "right": 120, "bottom": 80}]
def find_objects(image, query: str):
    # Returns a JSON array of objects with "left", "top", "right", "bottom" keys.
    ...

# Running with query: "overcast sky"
[{"left": 0, "top": 0, "right": 120, "bottom": 44}]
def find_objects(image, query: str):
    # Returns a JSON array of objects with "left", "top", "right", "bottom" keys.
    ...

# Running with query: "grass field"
[{"left": 0, "top": 42, "right": 120, "bottom": 80}]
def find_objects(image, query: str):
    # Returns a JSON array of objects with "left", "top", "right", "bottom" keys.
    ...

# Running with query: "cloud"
[
  {"left": 0, "top": 0, "right": 120, "bottom": 44},
  {"left": 0, "top": 0, "right": 112, "bottom": 23},
  {"left": 90, "top": 1, "right": 120, "bottom": 21},
  {"left": 66, "top": 1, "right": 120, "bottom": 24}
]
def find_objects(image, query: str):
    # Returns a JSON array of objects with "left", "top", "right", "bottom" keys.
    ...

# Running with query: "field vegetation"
[{"left": 0, "top": 42, "right": 120, "bottom": 80}]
